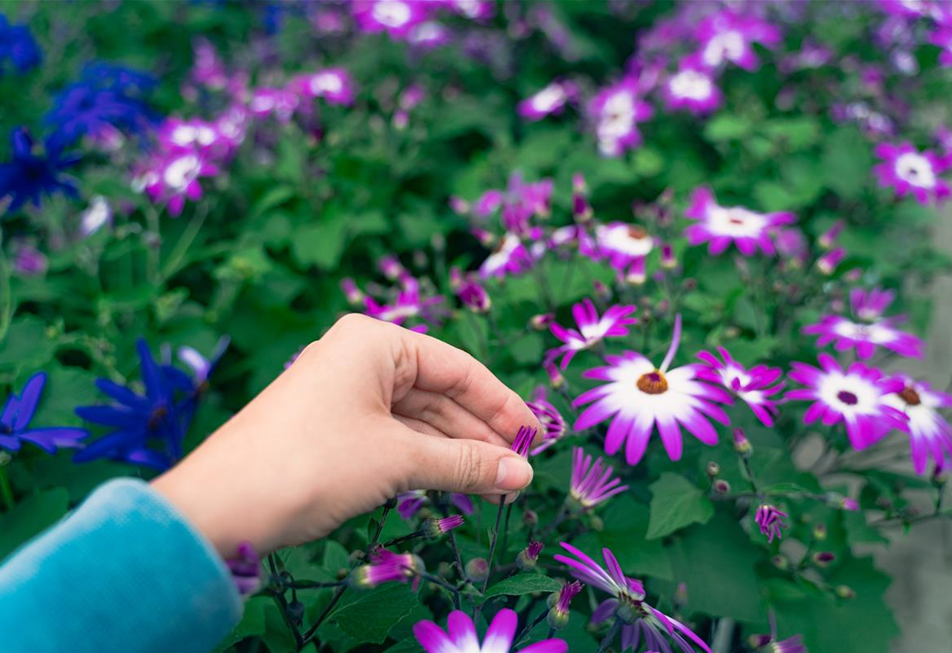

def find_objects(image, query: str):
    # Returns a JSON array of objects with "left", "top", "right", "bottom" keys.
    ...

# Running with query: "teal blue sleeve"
[{"left": 0, "top": 478, "right": 243, "bottom": 653}]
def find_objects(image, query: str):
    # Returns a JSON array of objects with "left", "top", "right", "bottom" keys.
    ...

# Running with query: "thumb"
[{"left": 395, "top": 426, "right": 534, "bottom": 496}]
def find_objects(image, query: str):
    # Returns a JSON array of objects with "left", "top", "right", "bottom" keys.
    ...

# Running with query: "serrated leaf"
[
  {"left": 483, "top": 573, "right": 562, "bottom": 598},
  {"left": 646, "top": 473, "right": 714, "bottom": 539},
  {"left": 332, "top": 584, "right": 418, "bottom": 644}
]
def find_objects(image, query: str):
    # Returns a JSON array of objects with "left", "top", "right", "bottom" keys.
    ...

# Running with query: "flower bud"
[
  {"left": 545, "top": 361, "right": 565, "bottom": 389},
  {"left": 287, "top": 600, "right": 305, "bottom": 625},
  {"left": 771, "top": 554, "right": 790, "bottom": 570},
  {"left": 812, "top": 523, "right": 828, "bottom": 541},
  {"left": 826, "top": 493, "right": 859, "bottom": 511},
  {"left": 516, "top": 541, "right": 544, "bottom": 571},
  {"left": 812, "top": 552, "right": 836, "bottom": 567},
  {"left": 733, "top": 429, "right": 753, "bottom": 458},
  {"left": 706, "top": 461, "right": 720, "bottom": 477},
  {"left": 748, "top": 634, "right": 772, "bottom": 648},
  {"left": 712, "top": 479, "right": 731, "bottom": 494},
  {"left": 589, "top": 515, "right": 604, "bottom": 532},
  {"left": 448, "top": 196, "right": 470, "bottom": 215},
  {"left": 340, "top": 278, "right": 365, "bottom": 306},
  {"left": 818, "top": 219, "right": 845, "bottom": 249},
  {"left": 523, "top": 509, "right": 539, "bottom": 528},
  {"left": 593, "top": 280, "right": 612, "bottom": 301},
  {"left": 674, "top": 582, "right": 688, "bottom": 605},
  {"left": 661, "top": 243, "right": 676, "bottom": 269},
  {"left": 682, "top": 278, "right": 697, "bottom": 291},
  {"left": 547, "top": 580, "right": 582, "bottom": 631},
  {"left": 423, "top": 516, "right": 464, "bottom": 540},
  {"left": 626, "top": 257, "right": 647, "bottom": 285},
  {"left": 530, "top": 313, "right": 554, "bottom": 330},
  {"left": 816, "top": 247, "right": 845, "bottom": 275},
  {"left": 465, "top": 558, "right": 489, "bottom": 583},
  {"left": 835, "top": 584, "right": 856, "bottom": 600}
]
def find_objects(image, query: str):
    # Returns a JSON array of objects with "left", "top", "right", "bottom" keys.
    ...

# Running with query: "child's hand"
[{"left": 152, "top": 314, "right": 541, "bottom": 556}]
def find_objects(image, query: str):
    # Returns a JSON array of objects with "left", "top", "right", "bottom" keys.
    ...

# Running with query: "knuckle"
[{"left": 456, "top": 442, "right": 484, "bottom": 491}]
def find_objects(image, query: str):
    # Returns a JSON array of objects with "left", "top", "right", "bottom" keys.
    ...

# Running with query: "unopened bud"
[
  {"left": 812, "top": 551, "right": 836, "bottom": 567},
  {"left": 713, "top": 479, "right": 731, "bottom": 494},
  {"left": 530, "top": 313, "right": 554, "bottom": 330},
  {"left": 674, "top": 582, "right": 688, "bottom": 605},
  {"left": 733, "top": 429, "right": 753, "bottom": 458},
  {"left": 466, "top": 558, "right": 489, "bottom": 583},
  {"left": 593, "top": 280, "right": 612, "bottom": 300},
  {"left": 545, "top": 361, "right": 565, "bottom": 389},
  {"left": 287, "top": 599, "right": 305, "bottom": 625},
  {"left": 706, "top": 461, "right": 720, "bottom": 477},
  {"left": 589, "top": 515, "right": 604, "bottom": 532},
  {"left": 523, "top": 509, "right": 539, "bottom": 528},
  {"left": 748, "top": 634, "right": 772, "bottom": 648},
  {"left": 661, "top": 244, "right": 676, "bottom": 269},
  {"left": 835, "top": 585, "right": 856, "bottom": 600},
  {"left": 546, "top": 580, "right": 582, "bottom": 631},
  {"left": 812, "top": 523, "right": 827, "bottom": 541},
  {"left": 423, "top": 516, "right": 464, "bottom": 539},
  {"left": 516, "top": 541, "right": 544, "bottom": 571},
  {"left": 771, "top": 554, "right": 790, "bottom": 570}
]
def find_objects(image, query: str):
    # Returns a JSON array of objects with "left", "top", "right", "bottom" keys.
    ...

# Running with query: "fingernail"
[{"left": 496, "top": 456, "right": 533, "bottom": 491}]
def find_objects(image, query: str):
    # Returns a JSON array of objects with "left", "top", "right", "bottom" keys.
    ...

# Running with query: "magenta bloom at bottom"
[{"left": 413, "top": 609, "right": 566, "bottom": 653}]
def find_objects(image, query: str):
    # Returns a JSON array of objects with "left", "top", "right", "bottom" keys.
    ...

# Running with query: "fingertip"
[{"left": 494, "top": 454, "right": 533, "bottom": 492}]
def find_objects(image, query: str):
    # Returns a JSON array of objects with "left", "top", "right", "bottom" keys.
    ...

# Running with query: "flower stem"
[
  {"left": 0, "top": 466, "right": 14, "bottom": 512},
  {"left": 381, "top": 531, "right": 423, "bottom": 548},
  {"left": 595, "top": 619, "right": 622, "bottom": 653},
  {"left": 514, "top": 608, "right": 549, "bottom": 647},
  {"left": 474, "top": 494, "right": 508, "bottom": 622},
  {"left": 414, "top": 569, "right": 462, "bottom": 610}
]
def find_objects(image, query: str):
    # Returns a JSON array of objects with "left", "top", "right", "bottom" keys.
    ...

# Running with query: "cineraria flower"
[
  {"left": 139, "top": 151, "right": 219, "bottom": 218},
  {"left": 247, "top": 87, "right": 299, "bottom": 123},
  {"left": 75, "top": 339, "right": 194, "bottom": 470},
  {"left": 816, "top": 247, "right": 845, "bottom": 275},
  {"left": 0, "top": 129, "right": 79, "bottom": 214},
  {"left": 450, "top": 267, "right": 491, "bottom": 313},
  {"left": 787, "top": 354, "right": 908, "bottom": 450},
  {"left": 883, "top": 375, "right": 952, "bottom": 475},
  {"left": 818, "top": 219, "right": 845, "bottom": 250},
  {"left": 692, "top": 10, "right": 781, "bottom": 72},
  {"left": 414, "top": 608, "right": 567, "bottom": 653},
  {"left": 293, "top": 68, "right": 355, "bottom": 106},
  {"left": 362, "top": 276, "right": 445, "bottom": 333},
  {"left": 226, "top": 542, "right": 262, "bottom": 595},
  {"left": 353, "top": 0, "right": 427, "bottom": 38},
  {"left": 569, "top": 447, "right": 629, "bottom": 509},
  {"left": 586, "top": 222, "right": 656, "bottom": 279},
  {"left": 554, "top": 543, "right": 711, "bottom": 653},
  {"left": 590, "top": 78, "right": 653, "bottom": 157},
  {"left": 352, "top": 549, "right": 423, "bottom": 589},
  {"left": 547, "top": 581, "right": 583, "bottom": 631},
  {"left": 12, "top": 242, "right": 47, "bottom": 276},
  {"left": 0, "top": 14, "right": 41, "bottom": 74},
  {"left": 188, "top": 38, "right": 228, "bottom": 91},
  {"left": 755, "top": 504, "right": 788, "bottom": 543},
  {"left": 408, "top": 21, "right": 451, "bottom": 49},
  {"left": 574, "top": 315, "right": 732, "bottom": 465},
  {"left": 696, "top": 348, "right": 784, "bottom": 427},
  {"left": 518, "top": 81, "right": 575, "bottom": 121},
  {"left": 802, "top": 309, "right": 923, "bottom": 360},
  {"left": 479, "top": 233, "right": 534, "bottom": 279},
  {"left": 547, "top": 298, "right": 638, "bottom": 370},
  {"left": 526, "top": 386, "right": 566, "bottom": 454},
  {"left": 930, "top": 25, "right": 952, "bottom": 67},
  {"left": 516, "top": 541, "right": 544, "bottom": 571},
  {"left": 662, "top": 66, "right": 721, "bottom": 115},
  {"left": 423, "top": 515, "right": 464, "bottom": 538},
  {"left": 873, "top": 142, "right": 951, "bottom": 205},
  {"left": 511, "top": 425, "right": 537, "bottom": 457},
  {"left": 444, "top": 0, "right": 494, "bottom": 21},
  {"left": 749, "top": 614, "right": 808, "bottom": 653},
  {"left": 684, "top": 187, "right": 796, "bottom": 256},
  {"left": 157, "top": 118, "right": 235, "bottom": 161},
  {"left": 78, "top": 195, "right": 113, "bottom": 236},
  {"left": 0, "top": 372, "right": 87, "bottom": 454}
]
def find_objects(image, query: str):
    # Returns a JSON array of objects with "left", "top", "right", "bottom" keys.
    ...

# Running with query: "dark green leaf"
[
  {"left": 646, "top": 473, "right": 714, "bottom": 539},
  {"left": 483, "top": 573, "right": 562, "bottom": 598}
]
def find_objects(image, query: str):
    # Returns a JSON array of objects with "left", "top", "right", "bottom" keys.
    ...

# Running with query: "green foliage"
[{"left": 646, "top": 473, "right": 715, "bottom": 540}]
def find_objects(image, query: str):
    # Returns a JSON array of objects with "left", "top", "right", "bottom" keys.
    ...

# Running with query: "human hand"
[{"left": 152, "top": 314, "right": 541, "bottom": 556}]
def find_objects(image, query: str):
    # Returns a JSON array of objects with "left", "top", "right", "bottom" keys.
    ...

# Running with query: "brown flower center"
[
  {"left": 637, "top": 370, "right": 668, "bottom": 394},
  {"left": 898, "top": 387, "right": 921, "bottom": 406},
  {"left": 626, "top": 225, "right": 648, "bottom": 240}
]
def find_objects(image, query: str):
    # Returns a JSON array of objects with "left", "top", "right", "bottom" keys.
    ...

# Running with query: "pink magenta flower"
[
  {"left": 930, "top": 25, "right": 952, "bottom": 66},
  {"left": 362, "top": 277, "right": 444, "bottom": 332},
  {"left": 247, "top": 87, "right": 299, "bottom": 123},
  {"left": 662, "top": 66, "right": 721, "bottom": 115},
  {"left": 353, "top": 0, "right": 428, "bottom": 38},
  {"left": 754, "top": 504, "right": 788, "bottom": 543},
  {"left": 396, "top": 490, "right": 473, "bottom": 520},
  {"left": 450, "top": 267, "right": 491, "bottom": 313},
  {"left": 696, "top": 348, "right": 785, "bottom": 427},
  {"left": 883, "top": 375, "right": 952, "bottom": 475},
  {"left": 787, "top": 354, "right": 908, "bottom": 450},
  {"left": 548, "top": 580, "right": 583, "bottom": 630},
  {"left": 518, "top": 81, "right": 575, "bottom": 121},
  {"left": 292, "top": 68, "right": 355, "bottom": 106},
  {"left": 873, "top": 142, "right": 951, "bottom": 205},
  {"left": 414, "top": 608, "right": 567, "bottom": 653},
  {"left": 444, "top": 0, "right": 494, "bottom": 21},
  {"left": 511, "top": 425, "right": 537, "bottom": 457},
  {"left": 692, "top": 10, "right": 781, "bottom": 71},
  {"left": 479, "top": 233, "right": 533, "bottom": 279},
  {"left": 586, "top": 222, "right": 655, "bottom": 279},
  {"left": 802, "top": 291, "right": 923, "bottom": 360},
  {"left": 684, "top": 187, "right": 796, "bottom": 256},
  {"left": 352, "top": 549, "right": 422, "bottom": 589},
  {"left": 407, "top": 21, "right": 451, "bottom": 49},
  {"left": 569, "top": 447, "right": 629, "bottom": 509},
  {"left": 589, "top": 77, "right": 653, "bottom": 157},
  {"left": 526, "top": 386, "right": 566, "bottom": 454},
  {"left": 573, "top": 315, "right": 732, "bottom": 465},
  {"left": 547, "top": 298, "right": 638, "bottom": 370},
  {"left": 554, "top": 543, "right": 712, "bottom": 653},
  {"left": 139, "top": 151, "right": 219, "bottom": 218}
]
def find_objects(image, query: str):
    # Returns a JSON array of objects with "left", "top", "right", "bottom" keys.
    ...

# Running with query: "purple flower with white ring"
[
  {"left": 691, "top": 10, "right": 781, "bottom": 72},
  {"left": 353, "top": 0, "right": 428, "bottom": 38},
  {"left": 684, "top": 187, "right": 796, "bottom": 256},
  {"left": 662, "top": 66, "right": 721, "bottom": 115},
  {"left": 589, "top": 77, "right": 653, "bottom": 157},
  {"left": 293, "top": 68, "right": 355, "bottom": 106},
  {"left": 518, "top": 81, "right": 575, "bottom": 121},
  {"left": 787, "top": 354, "right": 908, "bottom": 450},
  {"left": 586, "top": 222, "right": 655, "bottom": 278},
  {"left": 873, "top": 142, "right": 951, "bottom": 204},
  {"left": 414, "top": 608, "right": 567, "bottom": 653},
  {"left": 479, "top": 233, "right": 534, "bottom": 279},
  {"left": 547, "top": 298, "right": 638, "bottom": 370},
  {"left": 696, "top": 348, "right": 785, "bottom": 427},
  {"left": 802, "top": 313, "right": 923, "bottom": 361},
  {"left": 883, "top": 375, "right": 952, "bottom": 475}
]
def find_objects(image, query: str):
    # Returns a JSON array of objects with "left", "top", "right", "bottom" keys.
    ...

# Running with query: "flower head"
[
  {"left": 292, "top": 68, "right": 355, "bottom": 106},
  {"left": 450, "top": 267, "right": 491, "bottom": 313},
  {"left": 353, "top": 0, "right": 428, "bottom": 38},
  {"left": 585, "top": 222, "right": 655, "bottom": 280},
  {"left": 696, "top": 348, "right": 785, "bottom": 426},
  {"left": 787, "top": 354, "right": 908, "bottom": 450},
  {"left": 569, "top": 447, "right": 629, "bottom": 509},
  {"left": 414, "top": 608, "right": 567, "bottom": 653},
  {"left": 360, "top": 273, "right": 446, "bottom": 333},
  {"left": 574, "top": 315, "right": 732, "bottom": 465},
  {"left": 873, "top": 142, "right": 951, "bottom": 205},
  {"left": 0, "top": 372, "right": 87, "bottom": 454},
  {"left": 755, "top": 504, "right": 788, "bottom": 543},
  {"left": 516, "top": 541, "right": 544, "bottom": 571},
  {"left": 526, "top": 387, "right": 566, "bottom": 454},
  {"left": 352, "top": 549, "right": 423, "bottom": 589},
  {"left": 479, "top": 233, "right": 534, "bottom": 279},
  {"left": 692, "top": 10, "right": 781, "bottom": 72},
  {"left": 662, "top": 66, "right": 721, "bottom": 115},
  {"left": 883, "top": 375, "right": 952, "bottom": 475},
  {"left": 547, "top": 580, "right": 583, "bottom": 630},
  {"left": 802, "top": 297, "right": 923, "bottom": 361},
  {"left": 589, "top": 77, "right": 653, "bottom": 157},
  {"left": 226, "top": 542, "right": 262, "bottom": 595},
  {"left": 555, "top": 543, "right": 711, "bottom": 653},
  {"left": 0, "top": 15, "right": 41, "bottom": 74},
  {"left": 518, "top": 81, "right": 575, "bottom": 121},
  {"left": 511, "top": 425, "right": 537, "bottom": 458},
  {"left": 423, "top": 515, "right": 465, "bottom": 539},
  {"left": 684, "top": 187, "right": 796, "bottom": 256},
  {"left": 0, "top": 128, "right": 79, "bottom": 214},
  {"left": 547, "top": 299, "right": 638, "bottom": 370}
]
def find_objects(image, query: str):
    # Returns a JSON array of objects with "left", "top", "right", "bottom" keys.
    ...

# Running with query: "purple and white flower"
[
  {"left": 696, "top": 348, "right": 785, "bottom": 427},
  {"left": 662, "top": 66, "right": 721, "bottom": 115},
  {"left": 588, "top": 222, "right": 655, "bottom": 279},
  {"left": 930, "top": 24, "right": 952, "bottom": 67},
  {"left": 353, "top": 0, "right": 428, "bottom": 38},
  {"left": 787, "top": 354, "right": 908, "bottom": 450},
  {"left": 450, "top": 267, "right": 491, "bottom": 313},
  {"left": 293, "top": 68, "right": 355, "bottom": 106},
  {"left": 873, "top": 142, "right": 951, "bottom": 205},
  {"left": 569, "top": 447, "right": 629, "bottom": 509},
  {"left": 684, "top": 187, "right": 796, "bottom": 256},
  {"left": 414, "top": 608, "right": 567, "bottom": 653},
  {"left": 573, "top": 315, "right": 732, "bottom": 465},
  {"left": 518, "top": 81, "right": 575, "bottom": 121},
  {"left": 547, "top": 298, "right": 638, "bottom": 370},
  {"left": 554, "top": 543, "right": 712, "bottom": 653},
  {"left": 78, "top": 195, "right": 112, "bottom": 236},
  {"left": 883, "top": 375, "right": 952, "bottom": 475},
  {"left": 692, "top": 10, "right": 781, "bottom": 72},
  {"left": 802, "top": 311, "right": 923, "bottom": 361},
  {"left": 589, "top": 77, "right": 653, "bottom": 157},
  {"left": 526, "top": 386, "right": 567, "bottom": 455},
  {"left": 479, "top": 233, "right": 533, "bottom": 279}
]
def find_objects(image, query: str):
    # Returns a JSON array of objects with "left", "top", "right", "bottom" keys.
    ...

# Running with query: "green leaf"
[
  {"left": 332, "top": 583, "right": 419, "bottom": 644},
  {"left": 291, "top": 215, "right": 350, "bottom": 270},
  {"left": 215, "top": 596, "right": 269, "bottom": 651},
  {"left": 704, "top": 114, "right": 751, "bottom": 142},
  {"left": 822, "top": 127, "right": 871, "bottom": 199},
  {"left": 646, "top": 473, "right": 714, "bottom": 540},
  {"left": 0, "top": 316, "right": 57, "bottom": 373},
  {"left": 0, "top": 488, "right": 70, "bottom": 560},
  {"left": 483, "top": 573, "right": 562, "bottom": 598}
]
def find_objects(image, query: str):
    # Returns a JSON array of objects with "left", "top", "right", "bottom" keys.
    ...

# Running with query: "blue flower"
[
  {"left": 75, "top": 339, "right": 192, "bottom": 471},
  {"left": 0, "top": 14, "right": 41, "bottom": 75},
  {"left": 0, "top": 372, "right": 88, "bottom": 454},
  {"left": 0, "top": 129, "right": 80, "bottom": 214},
  {"left": 45, "top": 62, "right": 158, "bottom": 151}
]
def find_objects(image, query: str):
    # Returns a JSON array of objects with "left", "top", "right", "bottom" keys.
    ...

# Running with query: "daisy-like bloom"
[
  {"left": 662, "top": 66, "right": 721, "bottom": 115},
  {"left": 931, "top": 25, "right": 952, "bottom": 67},
  {"left": 407, "top": 21, "right": 451, "bottom": 49},
  {"left": 247, "top": 87, "right": 299, "bottom": 123},
  {"left": 589, "top": 77, "right": 653, "bottom": 157},
  {"left": 547, "top": 299, "right": 638, "bottom": 370},
  {"left": 574, "top": 315, "right": 732, "bottom": 465},
  {"left": 684, "top": 187, "right": 796, "bottom": 256},
  {"left": 444, "top": 0, "right": 494, "bottom": 21},
  {"left": 547, "top": 580, "right": 583, "bottom": 631},
  {"left": 226, "top": 542, "right": 262, "bottom": 595},
  {"left": 353, "top": 0, "right": 428, "bottom": 38},
  {"left": 423, "top": 515, "right": 464, "bottom": 539},
  {"left": 873, "top": 142, "right": 951, "bottom": 205},
  {"left": 755, "top": 504, "right": 788, "bottom": 543},
  {"left": 363, "top": 276, "right": 445, "bottom": 332},
  {"left": 0, "top": 372, "right": 88, "bottom": 454},
  {"left": 351, "top": 549, "right": 423, "bottom": 589},
  {"left": 786, "top": 354, "right": 908, "bottom": 450},
  {"left": 526, "top": 386, "right": 566, "bottom": 455},
  {"left": 586, "top": 222, "right": 656, "bottom": 278},
  {"left": 883, "top": 375, "right": 952, "bottom": 475},
  {"left": 518, "top": 81, "right": 575, "bottom": 121},
  {"left": 692, "top": 10, "right": 781, "bottom": 72},
  {"left": 293, "top": 68, "right": 355, "bottom": 106},
  {"left": 568, "top": 447, "right": 629, "bottom": 509},
  {"left": 802, "top": 306, "right": 923, "bottom": 361},
  {"left": 696, "top": 348, "right": 784, "bottom": 427},
  {"left": 0, "top": 14, "right": 41, "bottom": 75},
  {"left": 555, "top": 543, "right": 711, "bottom": 653},
  {"left": 479, "top": 233, "right": 534, "bottom": 279},
  {"left": 450, "top": 267, "right": 491, "bottom": 313},
  {"left": 414, "top": 608, "right": 567, "bottom": 653},
  {"left": 139, "top": 150, "right": 219, "bottom": 218}
]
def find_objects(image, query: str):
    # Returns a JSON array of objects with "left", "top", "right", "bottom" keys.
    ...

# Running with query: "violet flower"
[
  {"left": 696, "top": 348, "right": 784, "bottom": 427},
  {"left": 0, "top": 372, "right": 87, "bottom": 454},
  {"left": 292, "top": 68, "right": 356, "bottom": 106},
  {"left": 511, "top": 425, "right": 537, "bottom": 458},
  {"left": 526, "top": 386, "right": 566, "bottom": 455},
  {"left": 547, "top": 580, "right": 583, "bottom": 630},
  {"left": 589, "top": 77, "right": 653, "bottom": 157},
  {"left": 662, "top": 66, "right": 721, "bottom": 115},
  {"left": 547, "top": 298, "right": 638, "bottom": 370},
  {"left": 227, "top": 542, "right": 262, "bottom": 595},
  {"left": 569, "top": 447, "right": 629, "bottom": 509},
  {"left": 450, "top": 267, "right": 491, "bottom": 313},
  {"left": 684, "top": 187, "right": 796, "bottom": 256},
  {"left": 518, "top": 81, "right": 575, "bottom": 121},
  {"left": 883, "top": 375, "right": 952, "bottom": 474},
  {"left": 691, "top": 9, "right": 781, "bottom": 72},
  {"left": 873, "top": 142, "right": 951, "bottom": 205},
  {"left": 353, "top": 0, "right": 428, "bottom": 38},
  {"left": 755, "top": 504, "right": 788, "bottom": 543},
  {"left": 574, "top": 315, "right": 732, "bottom": 465},
  {"left": 414, "top": 608, "right": 567, "bottom": 653},
  {"left": 352, "top": 549, "right": 423, "bottom": 589},
  {"left": 585, "top": 222, "right": 655, "bottom": 279},
  {"left": 479, "top": 233, "right": 534, "bottom": 279},
  {"left": 0, "top": 128, "right": 79, "bottom": 214},
  {"left": 0, "top": 14, "right": 41, "bottom": 74}
]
